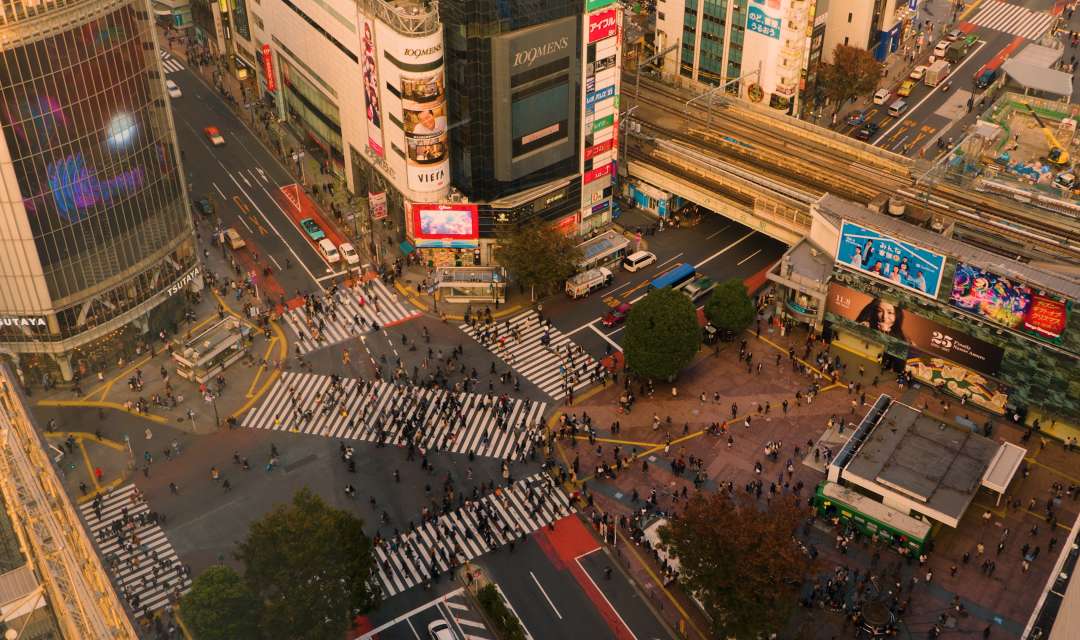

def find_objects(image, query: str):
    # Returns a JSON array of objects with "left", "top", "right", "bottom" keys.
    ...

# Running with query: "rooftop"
[{"left": 843, "top": 400, "right": 1000, "bottom": 525}]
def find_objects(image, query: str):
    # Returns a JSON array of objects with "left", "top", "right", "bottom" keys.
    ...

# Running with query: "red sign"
[
  {"left": 1024, "top": 294, "right": 1068, "bottom": 339},
  {"left": 261, "top": 44, "right": 275, "bottom": 92},
  {"left": 583, "top": 163, "right": 612, "bottom": 184},
  {"left": 588, "top": 8, "right": 618, "bottom": 43},
  {"left": 410, "top": 203, "right": 479, "bottom": 244},
  {"left": 584, "top": 139, "right": 614, "bottom": 160},
  {"left": 552, "top": 213, "right": 578, "bottom": 236}
]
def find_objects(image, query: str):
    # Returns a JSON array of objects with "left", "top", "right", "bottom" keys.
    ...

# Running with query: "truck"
[
  {"left": 924, "top": 60, "right": 950, "bottom": 87},
  {"left": 681, "top": 275, "right": 717, "bottom": 301},
  {"left": 565, "top": 266, "right": 613, "bottom": 299},
  {"left": 945, "top": 40, "right": 970, "bottom": 64}
]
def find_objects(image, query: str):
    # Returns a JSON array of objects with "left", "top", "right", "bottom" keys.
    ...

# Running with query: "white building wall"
[{"left": 822, "top": 0, "right": 874, "bottom": 63}]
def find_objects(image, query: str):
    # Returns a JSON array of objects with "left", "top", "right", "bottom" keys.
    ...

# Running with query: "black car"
[
  {"left": 855, "top": 122, "right": 881, "bottom": 141},
  {"left": 193, "top": 197, "right": 215, "bottom": 216}
]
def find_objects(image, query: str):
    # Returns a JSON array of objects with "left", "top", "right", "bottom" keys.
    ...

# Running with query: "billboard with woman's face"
[{"left": 835, "top": 220, "right": 947, "bottom": 299}]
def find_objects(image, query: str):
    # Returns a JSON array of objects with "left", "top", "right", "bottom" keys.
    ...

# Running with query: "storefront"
[
  {"left": 436, "top": 267, "right": 506, "bottom": 304},
  {"left": 627, "top": 181, "right": 679, "bottom": 218},
  {"left": 766, "top": 239, "right": 833, "bottom": 331},
  {"left": 576, "top": 229, "right": 630, "bottom": 271}
]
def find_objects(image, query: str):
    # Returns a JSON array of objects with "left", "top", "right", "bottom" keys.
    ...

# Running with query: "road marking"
[
  {"left": 231, "top": 195, "right": 250, "bottom": 213},
  {"left": 494, "top": 583, "right": 534, "bottom": 640},
  {"left": 405, "top": 618, "right": 422, "bottom": 640},
  {"left": 565, "top": 320, "right": 596, "bottom": 337},
  {"left": 589, "top": 323, "right": 623, "bottom": 352},
  {"left": 694, "top": 230, "right": 755, "bottom": 270},
  {"left": 605, "top": 281, "right": 632, "bottom": 296},
  {"left": 268, "top": 254, "right": 282, "bottom": 270},
  {"left": 574, "top": 549, "right": 639, "bottom": 640},
  {"left": 357, "top": 589, "right": 465, "bottom": 639},
  {"left": 530, "top": 571, "right": 563, "bottom": 619},
  {"left": 236, "top": 215, "right": 253, "bottom": 233},
  {"left": 653, "top": 252, "right": 684, "bottom": 271},
  {"left": 705, "top": 224, "right": 731, "bottom": 239},
  {"left": 736, "top": 249, "right": 762, "bottom": 266},
  {"left": 238, "top": 171, "right": 251, "bottom": 187},
  {"left": 213, "top": 182, "right": 226, "bottom": 199},
  {"left": 877, "top": 40, "right": 987, "bottom": 141},
  {"left": 315, "top": 272, "right": 342, "bottom": 282}
]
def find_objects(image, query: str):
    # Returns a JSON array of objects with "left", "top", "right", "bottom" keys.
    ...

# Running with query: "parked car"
[
  {"left": 845, "top": 110, "right": 868, "bottom": 126},
  {"left": 165, "top": 79, "right": 182, "bottom": 98},
  {"left": 973, "top": 68, "right": 998, "bottom": 89},
  {"left": 193, "top": 196, "right": 214, "bottom": 216},
  {"left": 203, "top": 126, "right": 225, "bottom": 146},
  {"left": 317, "top": 238, "right": 340, "bottom": 264},
  {"left": 339, "top": 242, "right": 360, "bottom": 266},
  {"left": 601, "top": 302, "right": 632, "bottom": 327},
  {"left": 946, "top": 28, "right": 964, "bottom": 41},
  {"left": 300, "top": 218, "right": 325, "bottom": 241},
  {"left": 856, "top": 122, "right": 881, "bottom": 141}
]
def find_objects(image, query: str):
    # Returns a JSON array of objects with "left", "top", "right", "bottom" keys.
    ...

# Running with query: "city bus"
[
  {"left": 813, "top": 481, "right": 932, "bottom": 554},
  {"left": 648, "top": 263, "right": 696, "bottom": 291}
]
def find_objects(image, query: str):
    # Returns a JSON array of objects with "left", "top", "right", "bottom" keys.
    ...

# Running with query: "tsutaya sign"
[
  {"left": 166, "top": 266, "right": 202, "bottom": 298},
  {"left": 0, "top": 316, "right": 46, "bottom": 327}
]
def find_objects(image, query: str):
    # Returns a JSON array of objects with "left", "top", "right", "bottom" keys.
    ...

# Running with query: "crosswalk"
[
  {"left": 968, "top": 0, "right": 1055, "bottom": 41},
  {"left": 80, "top": 485, "right": 191, "bottom": 615},
  {"left": 375, "top": 472, "right": 572, "bottom": 597},
  {"left": 159, "top": 50, "right": 184, "bottom": 74},
  {"left": 459, "top": 310, "right": 601, "bottom": 401},
  {"left": 282, "top": 279, "right": 420, "bottom": 354},
  {"left": 243, "top": 371, "right": 547, "bottom": 460}
]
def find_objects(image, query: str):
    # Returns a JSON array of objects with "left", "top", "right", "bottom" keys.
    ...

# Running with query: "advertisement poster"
[
  {"left": 402, "top": 72, "right": 449, "bottom": 191},
  {"left": 746, "top": 0, "right": 782, "bottom": 39},
  {"left": 905, "top": 357, "right": 1009, "bottom": 415},
  {"left": 369, "top": 191, "right": 387, "bottom": 220},
  {"left": 826, "top": 283, "right": 1004, "bottom": 375},
  {"left": 361, "top": 19, "right": 384, "bottom": 157},
  {"left": 949, "top": 262, "right": 1069, "bottom": 342},
  {"left": 410, "top": 203, "right": 478, "bottom": 248},
  {"left": 588, "top": 8, "right": 618, "bottom": 43},
  {"left": 835, "top": 220, "right": 946, "bottom": 299}
]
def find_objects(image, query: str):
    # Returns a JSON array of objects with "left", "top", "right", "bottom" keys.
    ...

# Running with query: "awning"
[
  {"left": 398, "top": 241, "right": 414, "bottom": 255},
  {"left": 1002, "top": 59, "right": 1073, "bottom": 99},
  {"left": 981, "top": 441, "right": 1027, "bottom": 505}
]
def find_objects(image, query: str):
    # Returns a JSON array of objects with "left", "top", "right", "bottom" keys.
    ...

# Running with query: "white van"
[
  {"left": 622, "top": 250, "right": 657, "bottom": 272},
  {"left": 933, "top": 40, "right": 951, "bottom": 58},
  {"left": 873, "top": 88, "right": 891, "bottom": 105},
  {"left": 318, "top": 238, "right": 340, "bottom": 264},
  {"left": 887, "top": 99, "right": 908, "bottom": 117}
]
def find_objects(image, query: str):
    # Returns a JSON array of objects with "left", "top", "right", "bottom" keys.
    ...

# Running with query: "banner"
[
  {"left": 588, "top": 8, "right": 618, "bottom": 43},
  {"left": 261, "top": 44, "right": 275, "bottom": 92},
  {"left": 835, "top": 220, "right": 946, "bottom": 299},
  {"left": 410, "top": 203, "right": 478, "bottom": 248},
  {"left": 949, "top": 262, "right": 1069, "bottom": 343},
  {"left": 826, "top": 283, "right": 1004, "bottom": 375},
  {"left": 369, "top": 191, "right": 387, "bottom": 220},
  {"left": 361, "top": 19, "right": 384, "bottom": 156}
]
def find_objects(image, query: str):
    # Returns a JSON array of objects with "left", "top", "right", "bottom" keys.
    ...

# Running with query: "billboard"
[
  {"left": 949, "top": 262, "right": 1069, "bottom": 343},
  {"left": 835, "top": 220, "right": 946, "bottom": 299},
  {"left": 747, "top": 0, "right": 783, "bottom": 39},
  {"left": 410, "top": 203, "right": 479, "bottom": 248},
  {"left": 588, "top": 8, "right": 618, "bottom": 43},
  {"left": 361, "top": 18, "right": 384, "bottom": 156},
  {"left": 826, "top": 283, "right": 1004, "bottom": 375},
  {"left": 261, "top": 43, "right": 275, "bottom": 92}
]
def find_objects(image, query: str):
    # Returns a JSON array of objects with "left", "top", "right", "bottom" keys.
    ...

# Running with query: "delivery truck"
[
  {"left": 924, "top": 59, "right": 950, "bottom": 87},
  {"left": 565, "top": 267, "right": 614, "bottom": 299}
]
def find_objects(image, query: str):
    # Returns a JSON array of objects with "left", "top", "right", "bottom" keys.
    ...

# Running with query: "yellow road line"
[
  {"left": 47, "top": 431, "right": 127, "bottom": 451},
  {"left": 571, "top": 435, "right": 661, "bottom": 448},
  {"left": 245, "top": 337, "right": 278, "bottom": 398},
  {"left": 37, "top": 400, "right": 167, "bottom": 424},
  {"left": 218, "top": 290, "right": 289, "bottom": 420},
  {"left": 77, "top": 475, "right": 128, "bottom": 504},
  {"left": 751, "top": 331, "right": 831, "bottom": 379},
  {"left": 1027, "top": 457, "right": 1080, "bottom": 485},
  {"left": 78, "top": 439, "right": 101, "bottom": 491},
  {"left": 621, "top": 535, "right": 710, "bottom": 640}
]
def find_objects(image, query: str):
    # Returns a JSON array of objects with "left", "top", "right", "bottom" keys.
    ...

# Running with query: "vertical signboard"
[
  {"left": 361, "top": 18, "right": 384, "bottom": 157},
  {"left": 261, "top": 43, "right": 275, "bottom": 92},
  {"left": 580, "top": 2, "right": 621, "bottom": 228},
  {"left": 740, "top": 0, "right": 786, "bottom": 102}
]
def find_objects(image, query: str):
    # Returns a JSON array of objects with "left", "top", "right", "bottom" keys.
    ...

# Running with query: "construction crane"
[{"left": 1024, "top": 103, "right": 1070, "bottom": 166}]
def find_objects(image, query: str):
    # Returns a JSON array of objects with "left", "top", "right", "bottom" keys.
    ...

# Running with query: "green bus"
[{"left": 813, "top": 481, "right": 932, "bottom": 554}]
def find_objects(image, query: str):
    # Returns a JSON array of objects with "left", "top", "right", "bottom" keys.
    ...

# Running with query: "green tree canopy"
[
  {"left": 704, "top": 279, "right": 756, "bottom": 335},
  {"left": 237, "top": 488, "right": 379, "bottom": 639},
  {"left": 818, "top": 44, "right": 881, "bottom": 116},
  {"left": 493, "top": 223, "right": 583, "bottom": 299},
  {"left": 623, "top": 287, "right": 700, "bottom": 380},
  {"left": 659, "top": 492, "right": 815, "bottom": 637},
  {"left": 180, "top": 565, "right": 261, "bottom": 640}
]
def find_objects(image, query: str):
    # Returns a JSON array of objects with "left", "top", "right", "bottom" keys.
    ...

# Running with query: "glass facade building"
[{"left": 0, "top": 0, "right": 199, "bottom": 380}]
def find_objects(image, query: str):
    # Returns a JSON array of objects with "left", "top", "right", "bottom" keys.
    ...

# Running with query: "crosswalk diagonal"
[
  {"left": 459, "top": 310, "right": 603, "bottom": 401},
  {"left": 159, "top": 50, "right": 184, "bottom": 74},
  {"left": 968, "top": 1, "right": 1054, "bottom": 41},
  {"left": 79, "top": 485, "right": 191, "bottom": 615},
  {"left": 242, "top": 371, "right": 547, "bottom": 461},
  {"left": 283, "top": 279, "right": 420, "bottom": 355},
  {"left": 375, "top": 472, "right": 572, "bottom": 597}
]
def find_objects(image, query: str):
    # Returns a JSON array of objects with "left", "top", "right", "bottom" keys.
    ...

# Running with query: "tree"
[
  {"left": 623, "top": 288, "right": 700, "bottom": 380},
  {"left": 180, "top": 566, "right": 261, "bottom": 640},
  {"left": 659, "top": 492, "right": 815, "bottom": 637},
  {"left": 818, "top": 44, "right": 880, "bottom": 117},
  {"left": 237, "top": 488, "right": 379, "bottom": 640},
  {"left": 493, "top": 223, "right": 583, "bottom": 300},
  {"left": 704, "top": 279, "right": 756, "bottom": 336}
]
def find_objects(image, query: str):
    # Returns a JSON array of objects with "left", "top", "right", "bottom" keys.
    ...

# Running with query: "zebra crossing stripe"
[
  {"left": 242, "top": 371, "right": 547, "bottom": 460},
  {"left": 79, "top": 484, "right": 191, "bottom": 613},
  {"left": 459, "top": 310, "right": 600, "bottom": 401},
  {"left": 969, "top": 1, "right": 1054, "bottom": 40},
  {"left": 283, "top": 279, "right": 420, "bottom": 354},
  {"left": 376, "top": 473, "right": 572, "bottom": 597}
]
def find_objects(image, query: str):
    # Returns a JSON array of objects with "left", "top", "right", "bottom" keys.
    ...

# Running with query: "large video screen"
[
  {"left": 0, "top": 5, "right": 185, "bottom": 299},
  {"left": 949, "top": 262, "right": 1070, "bottom": 343},
  {"left": 410, "top": 203, "right": 478, "bottom": 248},
  {"left": 835, "top": 220, "right": 946, "bottom": 299}
]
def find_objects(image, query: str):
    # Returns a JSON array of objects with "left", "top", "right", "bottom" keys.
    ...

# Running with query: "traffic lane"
[
  {"left": 356, "top": 585, "right": 464, "bottom": 640},
  {"left": 577, "top": 547, "right": 674, "bottom": 640},
  {"left": 480, "top": 533, "right": 629, "bottom": 640}
]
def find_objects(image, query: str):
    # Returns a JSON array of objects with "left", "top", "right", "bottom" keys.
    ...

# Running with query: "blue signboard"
[
  {"left": 835, "top": 220, "right": 947, "bottom": 299},
  {"left": 746, "top": 4, "right": 781, "bottom": 40},
  {"left": 586, "top": 85, "right": 615, "bottom": 108}
]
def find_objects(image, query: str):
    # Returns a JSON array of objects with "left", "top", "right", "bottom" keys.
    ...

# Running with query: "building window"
[
  {"left": 847, "top": 12, "right": 852, "bottom": 23},
  {"left": 844, "top": 36, "right": 849, "bottom": 46},
  {"left": 658, "top": 11, "right": 664, "bottom": 20}
]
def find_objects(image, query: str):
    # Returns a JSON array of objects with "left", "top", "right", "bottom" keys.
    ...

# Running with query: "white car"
[
  {"left": 427, "top": 620, "right": 454, "bottom": 640},
  {"left": 166, "top": 79, "right": 182, "bottom": 99},
  {"left": 318, "top": 238, "right": 340, "bottom": 264},
  {"left": 873, "top": 88, "right": 891, "bottom": 105},
  {"left": 339, "top": 242, "right": 360, "bottom": 266},
  {"left": 909, "top": 65, "right": 928, "bottom": 81}
]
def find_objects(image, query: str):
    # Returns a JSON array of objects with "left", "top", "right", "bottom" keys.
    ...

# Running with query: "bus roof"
[{"left": 649, "top": 263, "right": 696, "bottom": 290}]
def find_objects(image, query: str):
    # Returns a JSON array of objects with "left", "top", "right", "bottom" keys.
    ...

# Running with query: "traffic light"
[{"left": 473, "top": 248, "right": 481, "bottom": 265}]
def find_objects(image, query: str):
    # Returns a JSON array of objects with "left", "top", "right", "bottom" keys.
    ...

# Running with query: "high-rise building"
[{"left": 0, "top": 0, "right": 201, "bottom": 383}]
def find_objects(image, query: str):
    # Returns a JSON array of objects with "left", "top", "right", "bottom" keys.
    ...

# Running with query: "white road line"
[
  {"left": 495, "top": 583, "right": 535, "bottom": 640},
  {"left": 605, "top": 281, "right": 633, "bottom": 296},
  {"left": 877, "top": 40, "right": 986, "bottom": 141},
  {"left": 316, "top": 272, "right": 342, "bottom": 282},
  {"left": 236, "top": 215, "right": 253, "bottom": 233},
  {"left": 405, "top": 618, "right": 422, "bottom": 640},
  {"left": 358, "top": 588, "right": 465, "bottom": 639},
  {"left": 530, "top": 571, "right": 563, "bottom": 619},
  {"left": 268, "top": 254, "right": 283, "bottom": 270},
  {"left": 653, "top": 252, "right": 684, "bottom": 271},
  {"left": 694, "top": 230, "right": 756, "bottom": 269},
  {"left": 213, "top": 182, "right": 226, "bottom": 199},
  {"left": 736, "top": 249, "right": 762, "bottom": 266},
  {"left": 574, "top": 550, "right": 639, "bottom": 640},
  {"left": 705, "top": 224, "right": 731, "bottom": 239},
  {"left": 257, "top": 181, "right": 337, "bottom": 272},
  {"left": 589, "top": 323, "right": 623, "bottom": 352}
]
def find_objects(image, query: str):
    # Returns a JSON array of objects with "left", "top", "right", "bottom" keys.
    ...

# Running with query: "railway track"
[{"left": 625, "top": 75, "right": 1080, "bottom": 259}]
